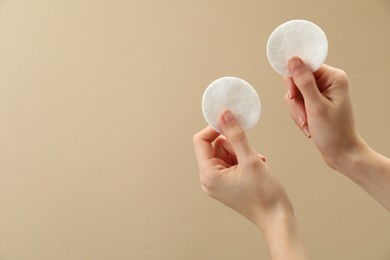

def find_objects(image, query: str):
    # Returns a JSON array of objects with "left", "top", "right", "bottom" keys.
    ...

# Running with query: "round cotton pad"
[
  {"left": 267, "top": 19, "right": 328, "bottom": 77},
  {"left": 202, "top": 77, "right": 261, "bottom": 134}
]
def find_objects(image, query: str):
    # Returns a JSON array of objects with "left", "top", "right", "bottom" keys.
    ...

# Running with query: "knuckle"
[
  {"left": 334, "top": 69, "right": 349, "bottom": 87},
  {"left": 199, "top": 170, "right": 217, "bottom": 190},
  {"left": 299, "top": 74, "right": 315, "bottom": 89},
  {"left": 213, "top": 136, "right": 224, "bottom": 147},
  {"left": 246, "top": 156, "right": 262, "bottom": 169},
  {"left": 335, "top": 68, "right": 348, "bottom": 79},
  {"left": 192, "top": 132, "right": 201, "bottom": 144},
  {"left": 227, "top": 125, "right": 246, "bottom": 142}
]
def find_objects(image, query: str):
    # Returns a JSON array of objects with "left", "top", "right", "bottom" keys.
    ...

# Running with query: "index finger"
[
  {"left": 193, "top": 126, "right": 220, "bottom": 167},
  {"left": 314, "top": 63, "right": 348, "bottom": 93}
]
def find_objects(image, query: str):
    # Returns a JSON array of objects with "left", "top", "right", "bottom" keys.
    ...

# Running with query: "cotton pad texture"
[
  {"left": 267, "top": 19, "right": 328, "bottom": 77},
  {"left": 202, "top": 77, "right": 261, "bottom": 134}
]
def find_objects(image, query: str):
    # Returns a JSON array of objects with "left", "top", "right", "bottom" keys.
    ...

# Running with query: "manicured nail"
[
  {"left": 222, "top": 110, "right": 236, "bottom": 123},
  {"left": 258, "top": 154, "right": 267, "bottom": 162},
  {"left": 287, "top": 88, "right": 292, "bottom": 99},
  {"left": 285, "top": 77, "right": 294, "bottom": 99},
  {"left": 298, "top": 116, "right": 305, "bottom": 127},
  {"left": 288, "top": 57, "right": 302, "bottom": 75},
  {"left": 303, "top": 126, "right": 311, "bottom": 138}
]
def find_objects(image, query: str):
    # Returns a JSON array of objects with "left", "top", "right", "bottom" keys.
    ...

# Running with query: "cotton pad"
[
  {"left": 202, "top": 77, "right": 261, "bottom": 134},
  {"left": 267, "top": 19, "right": 328, "bottom": 77}
]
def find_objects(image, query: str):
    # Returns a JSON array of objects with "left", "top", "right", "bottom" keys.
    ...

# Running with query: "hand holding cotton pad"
[
  {"left": 267, "top": 19, "right": 328, "bottom": 76},
  {"left": 202, "top": 77, "right": 261, "bottom": 134}
]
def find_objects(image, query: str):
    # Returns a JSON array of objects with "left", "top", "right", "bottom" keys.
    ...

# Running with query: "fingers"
[
  {"left": 284, "top": 76, "right": 300, "bottom": 100},
  {"left": 193, "top": 126, "right": 220, "bottom": 168},
  {"left": 283, "top": 78, "right": 311, "bottom": 138},
  {"left": 213, "top": 137, "right": 238, "bottom": 166},
  {"left": 284, "top": 93, "right": 311, "bottom": 138},
  {"left": 314, "top": 64, "right": 350, "bottom": 96},
  {"left": 194, "top": 110, "right": 265, "bottom": 169},
  {"left": 219, "top": 110, "right": 257, "bottom": 162},
  {"left": 258, "top": 153, "right": 267, "bottom": 162},
  {"left": 288, "top": 57, "right": 324, "bottom": 108}
]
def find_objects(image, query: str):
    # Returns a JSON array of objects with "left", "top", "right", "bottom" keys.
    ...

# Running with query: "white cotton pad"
[
  {"left": 266, "top": 19, "right": 328, "bottom": 77},
  {"left": 202, "top": 77, "right": 261, "bottom": 134}
]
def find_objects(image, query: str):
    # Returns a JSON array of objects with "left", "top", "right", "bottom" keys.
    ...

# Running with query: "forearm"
[
  {"left": 255, "top": 206, "right": 311, "bottom": 260},
  {"left": 332, "top": 139, "right": 390, "bottom": 211}
]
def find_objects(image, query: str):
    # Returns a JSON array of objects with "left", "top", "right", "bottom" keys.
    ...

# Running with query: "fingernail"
[
  {"left": 287, "top": 88, "right": 292, "bottom": 99},
  {"left": 285, "top": 77, "right": 294, "bottom": 99},
  {"left": 288, "top": 56, "right": 302, "bottom": 75},
  {"left": 222, "top": 110, "right": 236, "bottom": 123},
  {"left": 303, "top": 126, "right": 311, "bottom": 138},
  {"left": 298, "top": 116, "right": 305, "bottom": 127}
]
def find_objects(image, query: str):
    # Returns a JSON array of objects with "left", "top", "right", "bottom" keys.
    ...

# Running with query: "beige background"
[{"left": 0, "top": 0, "right": 390, "bottom": 259}]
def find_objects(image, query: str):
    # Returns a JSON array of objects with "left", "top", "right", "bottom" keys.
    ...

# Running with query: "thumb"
[
  {"left": 288, "top": 57, "right": 323, "bottom": 107},
  {"left": 219, "top": 110, "right": 255, "bottom": 162}
]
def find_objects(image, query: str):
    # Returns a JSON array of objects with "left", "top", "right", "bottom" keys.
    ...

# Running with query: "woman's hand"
[
  {"left": 284, "top": 57, "right": 365, "bottom": 169},
  {"left": 284, "top": 57, "right": 390, "bottom": 211},
  {"left": 193, "top": 110, "right": 292, "bottom": 228},
  {"left": 193, "top": 110, "right": 310, "bottom": 259}
]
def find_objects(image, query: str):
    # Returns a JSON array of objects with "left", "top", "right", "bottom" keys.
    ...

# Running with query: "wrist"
[
  {"left": 323, "top": 134, "right": 371, "bottom": 174},
  {"left": 258, "top": 202, "right": 295, "bottom": 235},
  {"left": 255, "top": 203, "right": 310, "bottom": 259},
  {"left": 251, "top": 196, "right": 297, "bottom": 237},
  {"left": 250, "top": 192, "right": 295, "bottom": 231}
]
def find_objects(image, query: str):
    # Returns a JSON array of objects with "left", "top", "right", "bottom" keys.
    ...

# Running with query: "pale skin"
[
  {"left": 285, "top": 56, "right": 390, "bottom": 211},
  {"left": 193, "top": 110, "right": 310, "bottom": 260},
  {"left": 193, "top": 57, "right": 390, "bottom": 259}
]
